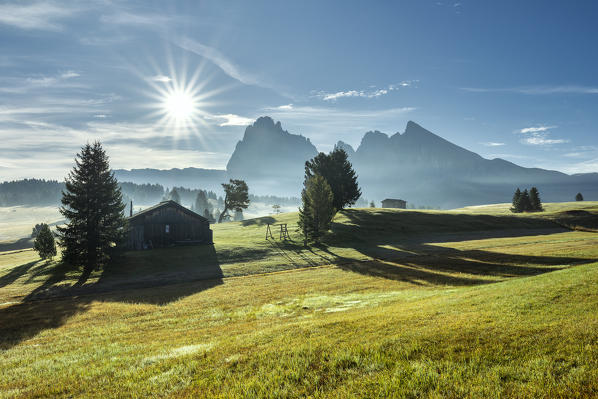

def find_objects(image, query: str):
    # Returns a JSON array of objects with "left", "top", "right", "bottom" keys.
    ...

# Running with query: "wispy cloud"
[
  {"left": 205, "top": 113, "right": 254, "bottom": 127},
  {"left": 0, "top": 2, "right": 77, "bottom": 31},
  {"left": 518, "top": 125, "right": 556, "bottom": 134},
  {"left": 480, "top": 142, "right": 505, "bottom": 147},
  {"left": 461, "top": 85, "right": 598, "bottom": 95},
  {"left": 99, "top": 11, "right": 171, "bottom": 26},
  {"left": 0, "top": 119, "right": 231, "bottom": 180},
  {"left": 523, "top": 136, "right": 568, "bottom": 145},
  {"left": 0, "top": 70, "right": 83, "bottom": 94},
  {"left": 175, "top": 37, "right": 259, "bottom": 86},
  {"left": 315, "top": 81, "right": 417, "bottom": 102},
  {"left": 517, "top": 125, "right": 568, "bottom": 146}
]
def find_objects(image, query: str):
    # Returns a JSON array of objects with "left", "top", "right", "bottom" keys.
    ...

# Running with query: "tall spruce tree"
[
  {"left": 529, "top": 187, "right": 543, "bottom": 211},
  {"left": 576, "top": 192, "right": 584, "bottom": 201},
  {"left": 57, "top": 142, "right": 126, "bottom": 279},
  {"left": 305, "top": 148, "right": 361, "bottom": 211},
  {"left": 511, "top": 188, "right": 522, "bottom": 213},
  {"left": 298, "top": 174, "right": 335, "bottom": 244}
]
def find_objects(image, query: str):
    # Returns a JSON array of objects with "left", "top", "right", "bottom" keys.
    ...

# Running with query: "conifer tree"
[
  {"left": 57, "top": 142, "right": 125, "bottom": 279},
  {"left": 529, "top": 187, "right": 543, "bottom": 211},
  {"left": 305, "top": 148, "right": 361, "bottom": 210},
  {"left": 576, "top": 192, "right": 584, "bottom": 201},
  {"left": 370, "top": 201, "right": 375, "bottom": 208},
  {"left": 194, "top": 190, "right": 211, "bottom": 214},
  {"left": 511, "top": 188, "right": 522, "bottom": 213},
  {"left": 168, "top": 188, "right": 181, "bottom": 204},
  {"left": 520, "top": 189, "right": 532, "bottom": 212},
  {"left": 298, "top": 175, "right": 335, "bottom": 244},
  {"left": 33, "top": 223, "right": 57, "bottom": 260}
]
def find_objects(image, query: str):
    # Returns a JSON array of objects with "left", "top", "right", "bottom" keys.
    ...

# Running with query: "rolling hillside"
[{"left": 1, "top": 203, "right": 597, "bottom": 397}]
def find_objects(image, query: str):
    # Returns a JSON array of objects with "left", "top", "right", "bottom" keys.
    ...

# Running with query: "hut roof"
[{"left": 128, "top": 200, "right": 210, "bottom": 223}]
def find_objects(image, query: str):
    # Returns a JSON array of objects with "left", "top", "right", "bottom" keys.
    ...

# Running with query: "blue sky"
[{"left": 1, "top": 0, "right": 598, "bottom": 180}]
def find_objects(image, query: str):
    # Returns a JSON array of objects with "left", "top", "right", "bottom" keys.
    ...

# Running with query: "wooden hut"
[
  {"left": 127, "top": 200, "right": 212, "bottom": 250},
  {"left": 381, "top": 198, "right": 407, "bottom": 209}
]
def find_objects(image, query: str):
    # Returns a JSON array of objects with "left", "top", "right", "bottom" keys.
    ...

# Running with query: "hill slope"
[{"left": 1, "top": 203, "right": 597, "bottom": 397}]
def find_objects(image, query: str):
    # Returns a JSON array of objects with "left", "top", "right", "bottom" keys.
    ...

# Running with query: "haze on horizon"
[{"left": 1, "top": 0, "right": 598, "bottom": 181}]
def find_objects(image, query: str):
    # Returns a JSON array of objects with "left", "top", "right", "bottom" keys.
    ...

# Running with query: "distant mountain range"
[{"left": 115, "top": 116, "right": 598, "bottom": 208}]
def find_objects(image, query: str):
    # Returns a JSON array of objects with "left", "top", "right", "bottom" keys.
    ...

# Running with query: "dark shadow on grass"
[
  {"left": 316, "top": 209, "right": 596, "bottom": 286},
  {"left": 0, "top": 237, "right": 33, "bottom": 251},
  {"left": 0, "top": 259, "right": 41, "bottom": 288},
  {"left": 0, "top": 244, "right": 223, "bottom": 350},
  {"left": 242, "top": 216, "right": 276, "bottom": 227}
]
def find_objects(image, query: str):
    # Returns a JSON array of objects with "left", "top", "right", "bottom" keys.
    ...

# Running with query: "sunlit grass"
[{"left": 1, "top": 202, "right": 597, "bottom": 397}]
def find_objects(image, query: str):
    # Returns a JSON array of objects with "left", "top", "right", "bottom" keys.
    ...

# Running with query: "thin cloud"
[
  {"left": 205, "top": 114, "right": 254, "bottom": 127},
  {"left": 316, "top": 81, "right": 417, "bottom": 102},
  {"left": 480, "top": 142, "right": 505, "bottom": 147},
  {"left": 99, "top": 11, "right": 171, "bottom": 26},
  {"left": 462, "top": 85, "right": 598, "bottom": 95},
  {"left": 0, "top": 71, "right": 84, "bottom": 94},
  {"left": 517, "top": 125, "right": 567, "bottom": 145},
  {"left": 519, "top": 125, "right": 556, "bottom": 134},
  {"left": 0, "top": 2, "right": 76, "bottom": 31},
  {"left": 175, "top": 37, "right": 259, "bottom": 86},
  {"left": 274, "top": 104, "right": 293, "bottom": 110},
  {"left": 523, "top": 136, "right": 568, "bottom": 145}
]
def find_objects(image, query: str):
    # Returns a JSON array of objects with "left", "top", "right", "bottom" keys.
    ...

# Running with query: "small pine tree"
[
  {"left": 369, "top": 201, "right": 375, "bottom": 208},
  {"left": 529, "top": 187, "right": 543, "bottom": 211},
  {"left": 57, "top": 142, "right": 126, "bottom": 278},
  {"left": 298, "top": 175, "right": 335, "bottom": 244},
  {"left": 33, "top": 223, "right": 56, "bottom": 260},
  {"left": 576, "top": 192, "right": 584, "bottom": 201},
  {"left": 511, "top": 188, "right": 522, "bottom": 213}
]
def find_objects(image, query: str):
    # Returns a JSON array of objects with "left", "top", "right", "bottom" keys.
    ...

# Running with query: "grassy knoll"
[{"left": 0, "top": 202, "right": 597, "bottom": 397}]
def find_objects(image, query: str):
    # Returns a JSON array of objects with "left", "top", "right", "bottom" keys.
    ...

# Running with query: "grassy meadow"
[{"left": 1, "top": 202, "right": 597, "bottom": 397}]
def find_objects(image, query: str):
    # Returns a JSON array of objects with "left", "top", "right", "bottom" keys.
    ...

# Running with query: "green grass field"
[{"left": 1, "top": 202, "right": 597, "bottom": 397}]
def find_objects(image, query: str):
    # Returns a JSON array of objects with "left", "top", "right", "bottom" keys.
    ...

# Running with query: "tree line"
[
  {"left": 511, "top": 187, "right": 543, "bottom": 213},
  {"left": 1, "top": 177, "right": 296, "bottom": 210}
]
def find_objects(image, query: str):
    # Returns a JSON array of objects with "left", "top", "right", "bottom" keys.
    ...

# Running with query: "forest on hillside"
[{"left": 0, "top": 179, "right": 301, "bottom": 209}]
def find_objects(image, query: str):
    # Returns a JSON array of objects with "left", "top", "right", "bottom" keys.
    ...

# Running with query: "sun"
[
  {"left": 144, "top": 64, "right": 219, "bottom": 139},
  {"left": 163, "top": 89, "right": 196, "bottom": 120}
]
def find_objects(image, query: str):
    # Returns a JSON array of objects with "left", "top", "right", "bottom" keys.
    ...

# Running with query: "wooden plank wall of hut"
[{"left": 128, "top": 205, "right": 212, "bottom": 249}]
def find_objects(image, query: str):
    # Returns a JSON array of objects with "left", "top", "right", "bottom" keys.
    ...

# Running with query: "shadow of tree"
[
  {"left": 0, "top": 237, "right": 33, "bottom": 252},
  {"left": 317, "top": 210, "right": 595, "bottom": 286},
  {"left": 242, "top": 216, "right": 276, "bottom": 227},
  {"left": 0, "top": 244, "right": 223, "bottom": 350},
  {"left": 0, "top": 259, "right": 41, "bottom": 288}
]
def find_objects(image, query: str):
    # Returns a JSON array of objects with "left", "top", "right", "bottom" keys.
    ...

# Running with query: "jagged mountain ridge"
[{"left": 115, "top": 117, "right": 597, "bottom": 207}]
